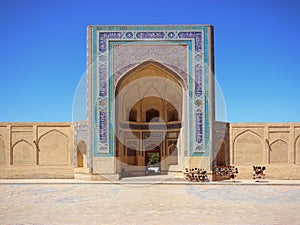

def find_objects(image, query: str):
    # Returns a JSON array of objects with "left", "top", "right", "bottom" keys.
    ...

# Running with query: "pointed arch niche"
[
  {"left": 77, "top": 140, "right": 87, "bottom": 167},
  {"left": 115, "top": 61, "right": 185, "bottom": 123},
  {"left": 39, "top": 130, "right": 70, "bottom": 165},
  {"left": 233, "top": 130, "right": 263, "bottom": 165},
  {"left": 270, "top": 139, "right": 288, "bottom": 164},
  {"left": 115, "top": 61, "right": 185, "bottom": 172},
  {"left": 12, "top": 140, "right": 35, "bottom": 165}
]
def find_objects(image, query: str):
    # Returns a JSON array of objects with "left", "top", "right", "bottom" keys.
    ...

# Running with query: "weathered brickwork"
[
  {"left": 0, "top": 122, "right": 74, "bottom": 178},
  {"left": 229, "top": 123, "right": 300, "bottom": 179}
]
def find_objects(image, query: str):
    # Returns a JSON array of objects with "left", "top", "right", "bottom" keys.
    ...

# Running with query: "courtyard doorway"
[
  {"left": 115, "top": 60, "right": 185, "bottom": 177},
  {"left": 76, "top": 140, "right": 87, "bottom": 168},
  {"left": 145, "top": 146, "right": 161, "bottom": 175}
]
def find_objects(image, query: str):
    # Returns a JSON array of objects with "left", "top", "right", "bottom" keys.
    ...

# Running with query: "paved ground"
[{"left": 0, "top": 180, "right": 300, "bottom": 224}]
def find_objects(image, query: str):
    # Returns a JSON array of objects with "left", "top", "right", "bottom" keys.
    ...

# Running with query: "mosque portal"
[{"left": 85, "top": 25, "right": 215, "bottom": 179}]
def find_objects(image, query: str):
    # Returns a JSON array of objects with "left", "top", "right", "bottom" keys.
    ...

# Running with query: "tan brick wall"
[
  {"left": 0, "top": 122, "right": 74, "bottom": 178},
  {"left": 230, "top": 123, "right": 300, "bottom": 179},
  {"left": 1, "top": 121, "right": 300, "bottom": 180}
]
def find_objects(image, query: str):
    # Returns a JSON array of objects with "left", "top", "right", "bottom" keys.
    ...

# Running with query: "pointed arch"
[
  {"left": 12, "top": 140, "right": 35, "bottom": 165},
  {"left": 270, "top": 139, "right": 288, "bottom": 146},
  {"left": 12, "top": 139, "right": 32, "bottom": 149},
  {"left": 233, "top": 129, "right": 262, "bottom": 144},
  {"left": 167, "top": 143, "right": 178, "bottom": 165},
  {"left": 39, "top": 129, "right": 70, "bottom": 165},
  {"left": 38, "top": 129, "right": 68, "bottom": 142},
  {"left": 270, "top": 139, "right": 288, "bottom": 163},
  {"left": 233, "top": 130, "right": 263, "bottom": 165},
  {"left": 115, "top": 59, "right": 184, "bottom": 173},
  {"left": 77, "top": 140, "right": 87, "bottom": 168},
  {"left": 115, "top": 60, "right": 186, "bottom": 95},
  {"left": 77, "top": 139, "right": 87, "bottom": 155},
  {"left": 146, "top": 108, "right": 160, "bottom": 122}
]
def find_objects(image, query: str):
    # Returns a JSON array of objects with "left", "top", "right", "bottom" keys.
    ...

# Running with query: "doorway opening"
[
  {"left": 145, "top": 146, "right": 161, "bottom": 175},
  {"left": 115, "top": 61, "right": 185, "bottom": 178},
  {"left": 77, "top": 140, "right": 87, "bottom": 168}
]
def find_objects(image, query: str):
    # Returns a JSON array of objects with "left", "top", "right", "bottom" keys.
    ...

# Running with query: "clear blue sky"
[{"left": 0, "top": 0, "right": 299, "bottom": 122}]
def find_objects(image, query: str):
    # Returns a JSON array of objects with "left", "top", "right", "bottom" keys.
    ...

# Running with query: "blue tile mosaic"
[{"left": 89, "top": 25, "right": 213, "bottom": 157}]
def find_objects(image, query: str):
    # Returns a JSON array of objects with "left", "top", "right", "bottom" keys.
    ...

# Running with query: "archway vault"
[
  {"left": 114, "top": 60, "right": 185, "bottom": 175},
  {"left": 115, "top": 60, "right": 187, "bottom": 94}
]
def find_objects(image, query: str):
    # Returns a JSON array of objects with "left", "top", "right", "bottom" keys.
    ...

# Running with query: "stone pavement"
[{"left": 0, "top": 179, "right": 300, "bottom": 225}]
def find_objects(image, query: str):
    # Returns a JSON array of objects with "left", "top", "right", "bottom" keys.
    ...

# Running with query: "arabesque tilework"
[{"left": 88, "top": 25, "right": 214, "bottom": 157}]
